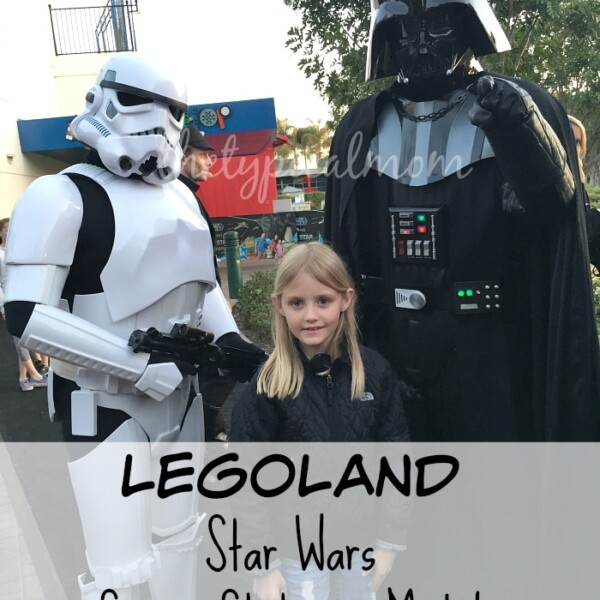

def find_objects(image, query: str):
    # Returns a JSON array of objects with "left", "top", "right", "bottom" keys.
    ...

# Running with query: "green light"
[
  {"left": 457, "top": 290, "right": 465, "bottom": 297},
  {"left": 466, "top": 289, "right": 474, "bottom": 297},
  {"left": 417, "top": 214, "right": 427, "bottom": 222}
]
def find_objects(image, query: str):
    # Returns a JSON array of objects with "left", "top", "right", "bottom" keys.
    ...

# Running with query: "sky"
[
  {"left": 1, "top": 1, "right": 334, "bottom": 125},
  {"left": 137, "top": 0, "right": 332, "bottom": 127}
]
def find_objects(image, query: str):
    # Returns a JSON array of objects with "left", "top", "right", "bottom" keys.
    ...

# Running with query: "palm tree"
[
  {"left": 302, "top": 119, "right": 333, "bottom": 161},
  {"left": 275, "top": 118, "right": 298, "bottom": 163},
  {"left": 275, "top": 118, "right": 333, "bottom": 168}
]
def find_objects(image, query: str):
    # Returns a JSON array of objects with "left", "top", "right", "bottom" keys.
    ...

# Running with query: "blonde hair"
[
  {"left": 568, "top": 115, "right": 587, "bottom": 181},
  {"left": 257, "top": 243, "right": 365, "bottom": 400}
]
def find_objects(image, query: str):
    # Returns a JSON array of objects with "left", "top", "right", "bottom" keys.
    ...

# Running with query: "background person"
[
  {"left": 568, "top": 115, "right": 600, "bottom": 272},
  {"left": 0, "top": 218, "right": 47, "bottom": 391},
  {"left": 179, "top": 125, "right": 221, "bottom": 284},
  {"left": 268, "top": 233, "right": 279, "bottom": 258},
  {"left": 179, "top": 124, "right": 256, "bottom": 441},
  {"left": 0, "top": 217, "right": 5, "bottom": 319},
  {"left": 275, "top": 237, "right": 284, "bottom": 260},
  {"left": 568, "top": 114, "right": 588, "bottom": 182},
  {"left": 256, "top": 232, "right": 268, "bottom": 259}
]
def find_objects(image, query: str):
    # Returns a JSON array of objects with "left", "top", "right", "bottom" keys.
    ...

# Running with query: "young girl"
[
  {"left": 230, "top": 242, "right": 410, "bottom": 600},
  {"left": 275, "top": 238, "right": 284, "bottom": 260}
]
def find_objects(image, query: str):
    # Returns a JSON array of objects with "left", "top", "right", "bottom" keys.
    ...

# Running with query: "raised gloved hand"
[
  {"left": 468, "top": 74, "right": 574, "bottom": 207},
  {"left": 469, "top": 75, "right": 533, "bottom": 131},
  {"left": 216, "top": 332, "right": 268, "bottom": 383}
]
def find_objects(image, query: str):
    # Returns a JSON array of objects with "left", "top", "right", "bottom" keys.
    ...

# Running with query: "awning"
[{"left": 17, "top": 97, "right": 278, "bottom": 164}]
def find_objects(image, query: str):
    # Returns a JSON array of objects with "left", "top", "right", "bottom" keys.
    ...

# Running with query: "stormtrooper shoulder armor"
[{"left": 7, "top": 173, "right": 83, "bottom": 266}]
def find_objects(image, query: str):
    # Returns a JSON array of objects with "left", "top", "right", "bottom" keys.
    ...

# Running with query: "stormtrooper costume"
[
  {"left": 4, "top": 54, "right": 242, "bottom": 599},
  {"left": 325, "top": 1, "right": 600, "bottom": 440}
]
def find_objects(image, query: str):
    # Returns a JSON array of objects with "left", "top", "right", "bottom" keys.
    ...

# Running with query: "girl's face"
[{"left": 273, "top": 272, "right": 354, "bottom": 359}]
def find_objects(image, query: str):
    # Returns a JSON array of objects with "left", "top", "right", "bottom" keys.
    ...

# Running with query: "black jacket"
[
  {"left": 228, "top": 345, "right": 411, "bottom": 561},
  {"left": 230, "top": 345, "right": 410, "bottom": 443}
]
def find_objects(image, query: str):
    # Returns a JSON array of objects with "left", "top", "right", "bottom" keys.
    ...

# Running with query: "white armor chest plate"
[
  {"left": 63, "top": 165, "right": 216, "bottom": 324},
  {"left": 369, "top": 91, "right": 495, "bottom": 187}
]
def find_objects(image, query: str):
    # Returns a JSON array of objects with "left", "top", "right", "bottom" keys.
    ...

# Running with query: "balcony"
[{"left": 49, "top": 1, "right": 138, "bottom": 56}]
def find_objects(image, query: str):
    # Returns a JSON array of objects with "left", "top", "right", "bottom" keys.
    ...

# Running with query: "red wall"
[
  {"left": 199, "top": 147, "right": 277, "bottom": 217},
  {"left": 197, "top": 129, "right": 278, "bottom": 217}
]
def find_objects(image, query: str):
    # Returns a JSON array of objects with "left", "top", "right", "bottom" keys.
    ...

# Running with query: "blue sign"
[{"left": 17, "top": 97, "right": 276, "bottom": 155}]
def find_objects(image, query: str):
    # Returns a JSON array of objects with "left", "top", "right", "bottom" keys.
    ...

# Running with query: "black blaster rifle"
[{"left": 128, "top": 324, "right": 266, "bottom": 380}]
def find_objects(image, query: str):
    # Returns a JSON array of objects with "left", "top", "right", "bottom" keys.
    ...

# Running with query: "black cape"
[{"left": 325, "top": 75, "right": 600, "bottom": 441}]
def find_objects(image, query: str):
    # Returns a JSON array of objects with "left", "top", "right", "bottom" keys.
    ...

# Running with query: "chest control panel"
[
  {"left": 453, "top": 281, "right": 502, "bottom": 315},
  {"left": 389, "top": 206, "right": 448, "bottom": 265}
]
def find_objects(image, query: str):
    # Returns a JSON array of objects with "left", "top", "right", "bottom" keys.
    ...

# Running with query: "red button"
[{"left": 417, "top": 225, "right": 427, "bottom": 234}]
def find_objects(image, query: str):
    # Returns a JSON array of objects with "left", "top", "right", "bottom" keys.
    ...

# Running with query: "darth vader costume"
[{"left": 325, "top": 0, "right": 600, "bottom": 441}]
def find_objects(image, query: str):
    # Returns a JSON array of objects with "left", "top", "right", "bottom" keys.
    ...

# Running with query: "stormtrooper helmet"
[
  {"left": 70, "top": 52, "right": 188, "bottom": 184},
  {"left": 366, "top": 0, "right": 510, "bottom": 100}
]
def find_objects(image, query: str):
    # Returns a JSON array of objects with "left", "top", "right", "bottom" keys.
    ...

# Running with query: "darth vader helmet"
[
  {"left": 70, "top": 53, "right": 188, "bottom": 184},
  {"left": 366, "top": 0, "right": 510, "bottom": 100}
]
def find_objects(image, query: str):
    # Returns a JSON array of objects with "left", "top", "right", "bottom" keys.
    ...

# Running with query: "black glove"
[
  {"left": 468, "top": 74, "right": 574, "bottom": 208},
  {"left": 147, "top": 351, "right": 197, "bottom": 376},
  {"left": 500, "top": 182, "right": 525, "bottom": 214},
  {"left": 397, "top": 377, "right": 423, "bottom": 406},
  {"left": 216, "top": 332, "right": 268, "bottom": 383},
  {"left": 469, "top": 75, "right": 533, "bottom": 131}
]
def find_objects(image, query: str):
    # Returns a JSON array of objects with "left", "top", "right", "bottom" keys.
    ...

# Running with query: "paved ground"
[
  {"left": 0, "top": 317, "right": 74, "bottom": 598},
  {"left": 0, "top": 324, "right": 62, "bottom": 442}
]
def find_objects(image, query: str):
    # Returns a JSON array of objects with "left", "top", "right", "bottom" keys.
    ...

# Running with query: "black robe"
[{"left": 325, "top": 75, "right": 600, "bottom": 441}]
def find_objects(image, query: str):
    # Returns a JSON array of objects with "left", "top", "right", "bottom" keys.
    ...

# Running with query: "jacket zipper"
[
  {"left": 326, "top": 373, "right": 341, "bottom": 440},
  {"left": 326, "top": 374, "right": 334, "bottom": 404}
]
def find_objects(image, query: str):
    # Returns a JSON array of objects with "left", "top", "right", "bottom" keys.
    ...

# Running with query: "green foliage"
[
  {"left": 592, "top": 271, "right": 600, "bottom": 336},
  {"left": 275, "top": 118, "right": 333, "bottom": 165},
  {"left": 483, "top": 1, "right": 600, "bottom": 183},
  {"left": 233, "top": 269, "right": 277, "bottom": 352},
  {"left": 586, "top": 185, "right": 600, "bottom": 210},
  {"left": 583, "top": 188, "right": 600, "bottom": 333},
  {"left": 586, "top": 187, "right": 600, "bottom": 332},
  {"left": 304, "top": 191, "right": 325, "bottom": 210},
  {"left": 284, "top": 0, "right": 387, "bottom": 124}
]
